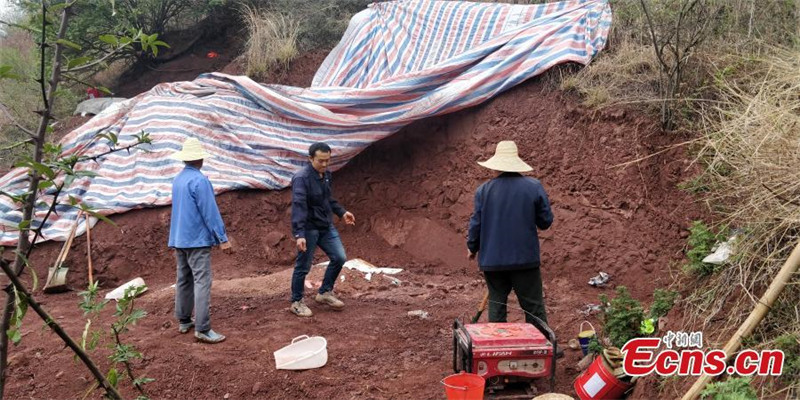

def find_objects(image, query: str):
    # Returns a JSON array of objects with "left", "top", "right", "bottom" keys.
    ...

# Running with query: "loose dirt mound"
[{"left": 4, "top": 53, "right": 705, "bottom": 399}]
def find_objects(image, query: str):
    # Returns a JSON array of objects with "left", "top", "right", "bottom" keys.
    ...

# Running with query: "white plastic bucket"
[
  {"left": 274, "top": 335, "right": 328, "bottom": 370},
  {"left": 104, "top": 277, "right": 147, "bottom": 301}
]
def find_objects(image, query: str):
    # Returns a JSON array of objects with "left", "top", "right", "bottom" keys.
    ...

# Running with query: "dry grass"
[
  {"left": 559, "top": 39, "right": 661, "bottom": 110},
  {"left": 0, "top": 30, "right": 39, "bottom": 131},
  {"left": 554, "top": 1, "right": 800, "bottom": 394},
  {"left": 241, "top": 5, "right": 301, "bottom": 80},
  {"left": 0, "top": 30, "right": 79, "bottom": 167},
  {"left": 680, "top": 45, "right": 800, "bottom": 395}
]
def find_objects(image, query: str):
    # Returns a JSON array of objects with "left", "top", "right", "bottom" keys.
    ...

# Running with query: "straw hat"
[
  {"left": 171, "top": 138, "right": 211, "bottom": 161},
  {"left": 477, "top": 140, "right": 532, "bottom": 172},
  {"left": 532, "top": 394, "right": 575, "bottom": 400}
]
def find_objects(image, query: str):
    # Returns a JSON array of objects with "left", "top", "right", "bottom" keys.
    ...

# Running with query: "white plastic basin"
[
  {"left": 274, "top": 335, "right": 328, "bottom": 370},
  {"left": 104, "top": 277, "right": 147, "bottom": 301}
]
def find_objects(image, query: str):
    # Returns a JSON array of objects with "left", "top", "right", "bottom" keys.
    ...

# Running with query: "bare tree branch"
[
  {"left": 0, "top": 140, "right": 33, "bottom": 151},
  {"left": 0, "top": 259, "right": 122, "bottom": 400},
  {"left": 2, "top": 3, "right": 70, "bottom": 395},
  {"left": 0, "top": 19, "right": 40, "bottom": 34},
  {"left": 639, "top": 0, "right": 669, "bottom": 69},
  {"left": 61, "top": 74, "right": 102, "bottom": 91},
  {"left": 64, "top": 47, "right": 127, "bottom": 73}
]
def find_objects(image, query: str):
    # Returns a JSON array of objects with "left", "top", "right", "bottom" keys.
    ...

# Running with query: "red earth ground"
[{"left": 2, "top": 41, "right": 708, "bottom": 400}]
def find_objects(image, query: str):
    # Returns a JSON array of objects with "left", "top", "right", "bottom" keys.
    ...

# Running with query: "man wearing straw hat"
[
  {"left": 169, "top": 137, "right": 233, "bottom": 344},
  {"left": 467, "top": 140, "right": 554, "bottom": 326}
]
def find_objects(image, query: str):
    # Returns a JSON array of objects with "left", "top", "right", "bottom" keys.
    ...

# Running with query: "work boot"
[
  {"left": 291, "top": 300, "right": 313, "bottom": 317},
  {"left": 178, "top": 319, "right": 194, "bottom": 334},
  {"left": 195, "top": 329, "right": 226, "bottom": 344},
  {"left": 315, "top": 291, "right": 344, "bottom": 310}
]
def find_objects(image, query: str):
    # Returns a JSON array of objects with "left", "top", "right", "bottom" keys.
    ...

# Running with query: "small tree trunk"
[
  {"left": 0, "top": 4, "right": 72, "bottom": 398},
  {"left": 0, "top": 288, "right": 13, "bottom": 395}
]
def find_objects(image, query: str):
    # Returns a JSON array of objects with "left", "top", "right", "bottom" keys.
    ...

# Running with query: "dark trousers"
[
  {"left": 484, "top": 268, "right": 547, "bottom": 325},
  {"left": 291, "top": 227, "right": 347, "bottom": 302}
]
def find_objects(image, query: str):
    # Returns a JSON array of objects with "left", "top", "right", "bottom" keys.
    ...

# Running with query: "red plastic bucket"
[
  {"left": 442, "top": 372, "right": 485, "bottom": 400},
  {"left": 574, "top": 356, "right": 633, "bottom": 399}
]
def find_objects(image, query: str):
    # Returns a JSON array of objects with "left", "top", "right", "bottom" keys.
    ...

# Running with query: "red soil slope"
[{"left": 3, "top": 51, "right": 704, "bottom": 399}]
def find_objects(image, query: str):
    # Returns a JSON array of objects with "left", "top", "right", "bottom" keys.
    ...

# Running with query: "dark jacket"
[
  {"left": 291, "top": 164, "right": 346, "bottom": 239},
  {"left": 467, "top": 173, "right": 553, "bottom": 271}
]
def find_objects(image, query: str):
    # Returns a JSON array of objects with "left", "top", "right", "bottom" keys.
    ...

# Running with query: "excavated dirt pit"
[{"left": 2, "top": 48, "right": 706, "bottom": 399}]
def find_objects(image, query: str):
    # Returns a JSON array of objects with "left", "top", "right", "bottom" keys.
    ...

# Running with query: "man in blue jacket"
[
  {"left": 169, "top": 138, "right": 233, "bottom": 344},
  {"left": 290, "top": 142, "right": 356, "bottom": 317},
  {"left": 467, "top": 140, "right": 554, "bottom": 325}
]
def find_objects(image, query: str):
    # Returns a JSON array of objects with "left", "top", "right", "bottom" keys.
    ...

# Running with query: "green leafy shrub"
[
  {"left": 774, "top": 333, "right": 800, "bottom": 379},
  {"left": 700, "top": 377, "right": 757, "bottom": 400},
  {"left": 587, "top": 337, "right": 603, "bottom": 355},
  {"left": 685, "top": 220, "right": 725, "bottom": 276},
  {"left": 600, "top": 287, "right": 677, "bottom": 348},
  {"left": 600, "top": 287, "right": 644, "bottom": 348},
  {"left": 649, "top": 289, "right": 677, "bottom": 319}
]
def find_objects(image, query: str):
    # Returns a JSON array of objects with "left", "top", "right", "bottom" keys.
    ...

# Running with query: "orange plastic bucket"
[
  {"left": 573, "top": 356, "right": 632, "bottom": 399},
  {"left": 442, "top": 372, "right": 485, "bottom": 400}
]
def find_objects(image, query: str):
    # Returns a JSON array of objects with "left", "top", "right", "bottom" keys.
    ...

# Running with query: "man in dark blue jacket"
[
  {"left": 290, "top": 142, "right": 356, "bottom": 317},
  {"left": 467, "top": 140, "right": 554, "bottom": 325}
]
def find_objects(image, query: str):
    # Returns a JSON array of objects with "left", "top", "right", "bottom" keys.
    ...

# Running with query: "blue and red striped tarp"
[{"left": 0, "top": 0, "right": 611, "bottom": 245}]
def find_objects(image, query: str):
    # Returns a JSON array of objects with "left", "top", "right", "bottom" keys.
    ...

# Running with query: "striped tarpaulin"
[{"left": 0, "top": 0, "right": 611, "bottom": 245}]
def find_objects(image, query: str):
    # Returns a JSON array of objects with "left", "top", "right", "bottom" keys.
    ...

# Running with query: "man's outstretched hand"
[
  {"left": 221, "top": 240, "right": 234, "bottom": 255},
  {"left": 343, "top": 211, "right": 356, "bottom": 226}
]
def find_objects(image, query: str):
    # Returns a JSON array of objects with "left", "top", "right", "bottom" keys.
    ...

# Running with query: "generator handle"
[
  {"left": 452, "top": 319, "right": 473, "bottom": 373},
  {"left": 528, "top": 315, "right": 557, "bottom": 392}
]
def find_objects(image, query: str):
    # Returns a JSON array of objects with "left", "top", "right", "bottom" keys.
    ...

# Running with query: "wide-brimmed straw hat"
[
  {"left": 477, "top": 140, "right": 532, "bottom": 172},
  {"left": 532, "top": 394, "right": 574, "bottom": 400},
  {"left": 171, "top": 138, "right": 211, "bottom": 161}
]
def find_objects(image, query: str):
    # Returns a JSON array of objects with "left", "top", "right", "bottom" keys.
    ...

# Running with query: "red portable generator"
[{"left": 453, "top": 318, "right": 557, "bottom": 393}]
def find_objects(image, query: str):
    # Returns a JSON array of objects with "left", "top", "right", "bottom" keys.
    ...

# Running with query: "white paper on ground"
[
  {"left": 703, "top": 235, "right": 737, "bottom": 265},
  {"left": 314, "top": 258, "right": 402, "bottom": 280}
]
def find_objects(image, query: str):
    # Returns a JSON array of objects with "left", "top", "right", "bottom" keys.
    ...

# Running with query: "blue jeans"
[{"left": 291, "top": 227, "right": 347, "bottom": 302}]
